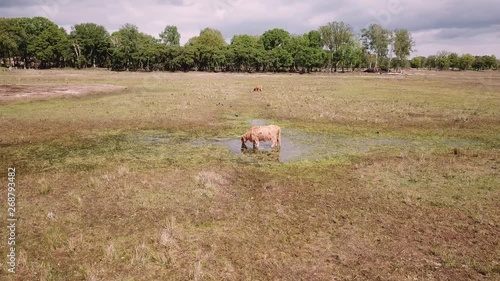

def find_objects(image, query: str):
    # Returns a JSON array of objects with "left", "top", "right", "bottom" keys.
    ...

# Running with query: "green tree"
[
  {"left": 361, "top": 23, "right": 392, "bottom": 69},
  {"left": 260, "top": 28, "right": 290, "bottom": 50},
  {"left": 135, "top": 33, "right": 161, "bottom": 70},
  {"left": 435, "top": 51, "right": 450, "bottom": 70},
  {"left": 447, "top": 52, "right": 459, "bottom": 70},
  {"left": 295, "top": 47, "right": 326, "bottom": 72},
  {"left": 393, "top": 29, "right": 414, "bottom": 69},
  {"left": 186, "top": 28, "right": 227, "bottom": 72},
  {"left": 319, "top": 21, "right": 353, "bottom": 72},
  {"left": 29, "top": 24, "right": 70, "bottom": 68},
  {"left": 390, "top": 57, "right": 402, "bottom": 69},
  {"left": 70, "top": 23, "right": 109, "bottom": 68},
  {"left": 228, "top": 34, "right": 264, "bottom": 72},
  {"left": 426, "top": 55, "right": 436, "bottom": 69},
  {"left": 109, "top": 24, "right": 141, "bottom": 70},
  {"left": 285, "top": 33, "right": 327, "bottom": 72},
  {"left": 472, "top": 56, "right": 484, "bottom": 70},
  {"left": 159, "top": 25, "right": 180, "bottom": 46},
  {"left": 483, "top": 55, "right": 497, "bottom": 69},
  {"left": 410, "top": 56, "right": 425, "bottom": 69},
  {"left": 267, "top": 47, "right": 293, "bottom": 72},
  {"left": 333, "top": 37, "right": 363, "bottom": 72},
  {"left": 361, "top": 53, "right": 377, "bottom": 69},
  {"left": 307, "top": 30, "right": 322, "bottom": 48},
  {"left": 187, "top": 28, "right": 227, "bottom": 48},
  {"left": 0, "top": 18, "right": 23, "bottom": 66},
  {"left": 459, "top": 53, "right": 474, "bottom": 70},
  {"left": 161, "top": 45, "right": 182, "bottom": 71},
  {"left": 194, "top": 45, "right": 225, "bottom": 71},
  {"left": 14, "top": 17, "right": 64, "bottom": 68},
  {"left": 172, "top": 45, "right": 196, "bottom": 71},
  {"left": 344, "top": 38, "right": 364, "bottom": 71},
  {"left": 210, "top": 47, "right": 227, "bottom": 72},
  {"left": 285, "top": 34, "right": 310, "bottom": 71}
]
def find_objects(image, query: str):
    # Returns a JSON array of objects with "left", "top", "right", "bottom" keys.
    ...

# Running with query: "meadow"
[{"left": 0, "top": 69, "right": 499, "bottom": 280}]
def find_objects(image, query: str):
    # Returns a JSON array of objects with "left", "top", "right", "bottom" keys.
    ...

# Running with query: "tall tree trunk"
[
  {"left": 73, "top": 43, "right": 81, "bottom": 68},
  {"left": 331, "top": 51, "right": 334, "bottom": 72}
]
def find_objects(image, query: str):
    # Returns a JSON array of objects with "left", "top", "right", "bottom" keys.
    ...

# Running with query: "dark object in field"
[
  {"left": 363, "top": 68, "right": 390, "bottom": 73},
  {"left": 241, "top": 125, "right": 281, "bottom": 149},
  {"left": 253, "top": 85, "right": 263, "bottom": 92}
]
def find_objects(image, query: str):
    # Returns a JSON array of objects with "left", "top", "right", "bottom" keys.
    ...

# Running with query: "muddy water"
[
  {"left": 225, "top": 119, "right": 312, "bottom": 162},
  {"left": 226, "top": 119, "right": 392, "bottom": 162},
  {"left": 142, "top": 135, "right": 171, "bottom": 144},
  {"left": 224, "top": 130, "right": 311, "bottom": 162},
  {"left": 225, "top": 129, "right": 412, "bottom": 163},
  {"left": 221, "top": 119, "right": 483, "bottom": 163},
  {"left": 136, "top": 119, "right": 483, "bottom": 163}
]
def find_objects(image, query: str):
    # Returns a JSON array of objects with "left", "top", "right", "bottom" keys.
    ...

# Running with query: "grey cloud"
[
  {"left": 153, "top": 0, "right": 194, "bottom": 6},
  {"left": 387, "top": 1, "right": 500, "bottom": 32},
  {"left": 0, "top": 0, "right": 37, "bottom": 8},
  {"left": 0, "top": 0, "right": 499, "bottom": 56}
]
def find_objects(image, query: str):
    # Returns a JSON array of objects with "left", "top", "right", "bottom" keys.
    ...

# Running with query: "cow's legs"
[{"left": 253, "top": 140, "right": 259, "bottom": 149}]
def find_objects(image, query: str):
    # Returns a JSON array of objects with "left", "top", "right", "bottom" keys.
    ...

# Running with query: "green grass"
[{"left": 0, "top": 69, "right": 499, "bottom": 280}]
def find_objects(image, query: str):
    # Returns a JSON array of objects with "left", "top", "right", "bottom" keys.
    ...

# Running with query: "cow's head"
[{"left": 241, "top": 133, "right": 250, "bottom": 148}]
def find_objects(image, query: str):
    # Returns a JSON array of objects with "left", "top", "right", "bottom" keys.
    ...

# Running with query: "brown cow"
[
  {"left": 241, "top": 125, "right": 281, "bottom": 149},
  {"left": 253, "top": 85, "right": 263, "bottom": 92}
]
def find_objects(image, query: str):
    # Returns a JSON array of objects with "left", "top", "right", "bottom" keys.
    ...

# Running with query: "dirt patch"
[{"left": 0, "top": 84, "right": 125, "bottom": 101}]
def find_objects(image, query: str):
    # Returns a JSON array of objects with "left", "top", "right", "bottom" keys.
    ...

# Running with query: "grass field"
[{"left": 0, "top": 69, "right": 499, "bottom": 280}]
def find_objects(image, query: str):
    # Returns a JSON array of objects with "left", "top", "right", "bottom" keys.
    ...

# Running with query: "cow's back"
[{"left": 267, "top": 125, "right": 280, "bottom": 133}]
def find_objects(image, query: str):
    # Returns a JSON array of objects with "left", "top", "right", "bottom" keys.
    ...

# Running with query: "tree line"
[
  {"left": 410, "top": 51, "right": 497, "bottom": 71},
  {"left": 0, "top": 17, "right": 497, "bottom": 72}
]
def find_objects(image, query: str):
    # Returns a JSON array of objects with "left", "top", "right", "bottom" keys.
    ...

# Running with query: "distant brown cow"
[
  {"left": 253, "top": 85, "right": 263, "bottom": 92},
  {"left": 241, "top": 125, "right": 281, "bottom": 149}
]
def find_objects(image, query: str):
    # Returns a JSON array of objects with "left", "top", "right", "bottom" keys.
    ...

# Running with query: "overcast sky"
[{"left": 1, "top": 0, "right": 499, "bottom": 57}]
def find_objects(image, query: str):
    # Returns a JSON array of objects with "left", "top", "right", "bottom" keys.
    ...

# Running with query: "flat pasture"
[{"left": 0, "top": 69, "right": 499, "bottom": 280}]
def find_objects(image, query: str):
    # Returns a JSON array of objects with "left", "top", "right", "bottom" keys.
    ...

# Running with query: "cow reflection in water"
[{"left": 241, "top": 147, "right": 280, "bottom": 162}]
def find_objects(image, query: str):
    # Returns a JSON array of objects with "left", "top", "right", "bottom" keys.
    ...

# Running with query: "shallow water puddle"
[
  {"left": 223, "top": 129, "right": 311, "bottom": 162},
  {"left": 218, "top": 119, "right": 484, "bottom": 163},
  {"left": 222, "top": 129, "right": 417, "bottom": 163},
  {"left": 248, "top": 119, "right": 267, "bottom": 126},
  {"left": 132, "top": 120, "right": 484, "bottom": 163},
  {"left": 141, "top": 135, "right": 171, "bottom": 144}
]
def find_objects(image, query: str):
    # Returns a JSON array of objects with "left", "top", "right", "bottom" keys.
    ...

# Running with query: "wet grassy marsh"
[{"left": 0, "top": 69, "right": 499, "bottom": 280}]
